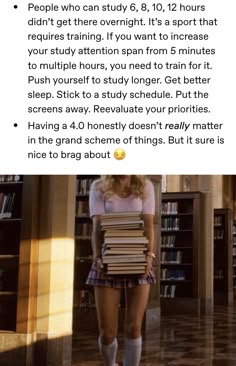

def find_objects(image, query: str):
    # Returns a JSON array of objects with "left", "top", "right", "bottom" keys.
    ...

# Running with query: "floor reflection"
[{"left": 72, "top": 306, "right": 236, "bottom": 365}]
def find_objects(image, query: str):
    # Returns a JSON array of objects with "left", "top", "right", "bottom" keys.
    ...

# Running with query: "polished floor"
[{"left": 72, "top": 306, "right": 236, "bottom": 366}]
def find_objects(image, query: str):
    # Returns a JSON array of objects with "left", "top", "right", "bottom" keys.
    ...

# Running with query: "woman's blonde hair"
[{"left": 96, "top": 175, "right": 146, "bottom": 199}]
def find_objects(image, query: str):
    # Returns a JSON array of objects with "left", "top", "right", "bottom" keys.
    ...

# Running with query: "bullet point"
[
  {"left": 14, "top": 123, "right": 18, "bottom": 127},
  {"left": 14, "top": 5, "right": 18, "bottom": 9}
]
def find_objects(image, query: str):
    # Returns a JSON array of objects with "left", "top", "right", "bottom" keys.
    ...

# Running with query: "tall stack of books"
[{"left": 101, "top": 212, "right": 148, "bottom": 275}]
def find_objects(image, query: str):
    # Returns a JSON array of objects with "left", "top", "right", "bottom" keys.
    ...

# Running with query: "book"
[
  {"left": 101, "top": 211, "right": 141, "bottom": 218},
  {"left": 104, "top": 230, "right": 144, "bottom": 237},
  {"left": 107, "top": 269, "right": 146, "bottom": 275},
  {"left": 105, "top": 244, "right": 146, "bottom": 249},
  {"left": 106, "top": 263, "right": 146, "bottom": 268},
  {"left": 103, "top": 249, "right": 146, "bottom": 255},
  {"left": 102, "top": 224, "right": 144, "bottom": 230},
  {"left": 102, "top": 254, "right": 146, "bottom": 263},
  {"left": 101, "top": 216, "right": 141, "bottom": 222},
  {"left": 101, "top": 220, "right": 143, "bottom": 228},
  {"left": 101, "top": 211, "right": 144, "bottom": 230},
  {"left": 0, "top": 192, "right": 15, "bottom": 219},
  {"left": 107, "top": 266, "right": 146, "bottom": 270},
  {"left": 104, "top": 237, "right": 148, "bottom": 244}
]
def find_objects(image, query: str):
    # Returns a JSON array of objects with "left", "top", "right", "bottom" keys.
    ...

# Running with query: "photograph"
[{"left": 1, "top": 174, "right": 236, "bottom": 366}]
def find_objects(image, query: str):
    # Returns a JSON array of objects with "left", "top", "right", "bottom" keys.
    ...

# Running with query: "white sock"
[
  {"left": 123, "top": 336, "right": 142, "bottom": 366},
  {"left": 98, "top": 336, "right": 118, "bottom": 366}
]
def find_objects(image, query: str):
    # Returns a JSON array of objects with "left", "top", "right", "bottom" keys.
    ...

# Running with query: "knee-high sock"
[
  {"left": 98, "top": 336, "right": 118, "bottom": 366},
  {"left": 123, "top": 336, "right": 142, "bottom": 366}
]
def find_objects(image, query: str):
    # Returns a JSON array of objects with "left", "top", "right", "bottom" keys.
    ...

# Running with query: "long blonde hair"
[{"left": 96, "top": 175, "right": 146, "bottom": 199}]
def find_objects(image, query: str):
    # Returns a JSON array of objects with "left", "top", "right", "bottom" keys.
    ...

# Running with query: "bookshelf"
[
  {"left": 73, "top": 175, "right": 99, "bottom": 331},
  {"left": 160, "top": 192, "right": 202, "bottom": 314},
  {"left": 214, "top": 208, "right": 233, "bottom": 305},
  {"left": 0, "top": 175, "right": 23, "bottom": 331},
  {"left": 233, "top": 220, "right": 236, "bottom": 298}
]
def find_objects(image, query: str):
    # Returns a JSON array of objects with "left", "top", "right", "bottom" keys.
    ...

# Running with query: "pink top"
[{"left": 89, "top": 179, "right": 155, "bottom": 216}]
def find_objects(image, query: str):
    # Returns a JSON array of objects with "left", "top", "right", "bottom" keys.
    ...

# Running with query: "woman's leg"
[
  {"left": 94, "top": 286, "right": 121, "bottom": 366},
  {"left": 123, "top": 284, "right": 150, "bottom": 366}
]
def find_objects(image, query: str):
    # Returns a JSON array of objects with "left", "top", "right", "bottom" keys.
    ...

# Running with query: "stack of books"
[{"left": 101, "top": 212, "right": 148, "bottom": 275}]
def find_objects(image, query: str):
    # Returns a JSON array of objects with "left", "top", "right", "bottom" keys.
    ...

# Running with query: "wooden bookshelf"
[
  {"left": 233, "top": 220, "right": 236, "bottom": 299},
  {"left": 73, "top": 175, "right": 99, "bottom": 332},
  {"left": 160, "top": 192, "right": 202, "bottom": 314},
  {"left": 214, "top": 208, "right": 233, "bottom": 305},
  {"left": 0, "top": 175, "right": 23, "bottom": 331}
]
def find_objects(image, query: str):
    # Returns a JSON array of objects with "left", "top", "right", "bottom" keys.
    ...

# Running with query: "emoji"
[{"left": 114, "top": 148, "right": 126, "bottom": 160}]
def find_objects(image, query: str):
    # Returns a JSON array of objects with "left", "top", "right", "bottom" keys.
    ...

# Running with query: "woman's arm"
[
  {"left": 89, "top": 179, "right": 105, "bottom": 263},
  {"left": 142, "top": 213, "right": 155, "bottom": 274},
  {"left": 91, "top": 215, "right": 103, "bottom": 261},
  {"left": 143, "top": 214, "right": 154, "bottom": 252}
]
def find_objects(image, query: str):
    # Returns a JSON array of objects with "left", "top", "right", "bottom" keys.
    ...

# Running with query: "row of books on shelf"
[
  {"left": 78, "top": 290, "right": 95, "bottom": 308},
  {"left": 161, "top": 218, "right": 180, "bottom": 231},
  {"left": 77, "top": 178, "right": 94, "bottom": 195},
  {"left": 214, "top": 229, "right": 224, "bottom": 240},
  {"left": 161, "top": 251, "right": 183, "bottom": 264},
  {"left": 161, "top": 235, "right": 176, "bottom": 247},
  {"left": 76, "top": 200, "right": 89, "bottom": 216},
  {"left": 101, "top": 211, "right": 148, "bottom": 275},
  {"left": 214, "top": 216, "right": 223, "bottom": 226},
  {"left": 161, "top": 269, "right": 185, "bottom": 281},
  {"left": 232, "top": 248, "right": 236, "bottom": 256},
  {"left": 233, "top": 257, "right": 236, "bottom": 265},
  {"left": 0, "top": 193, "right": 16, "bottom": 219},
  {"left": 0, "top": 175, "right": 21, "bottom": 183},
  {"left": 233, "top": 237, "right": 236, "bottom": 245},
  {"left": 214, "top": 269, "right": 224, "bottom": 279},
  {"left": 75, "top": 222, "right": 92, "bottom": 237},
  {"left": 161, "top": 244, "right": 190, "bottom": 249},
  {"left": 161, "top": 202, "right": 178, "bottom": 214},
  {"left": 160, "top": 284, "right": 176, "bottom": 298}
]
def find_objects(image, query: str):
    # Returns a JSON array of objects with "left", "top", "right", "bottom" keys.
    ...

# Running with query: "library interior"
[{"left": 1, "top": 174, "right": 236, "bottom": 366}]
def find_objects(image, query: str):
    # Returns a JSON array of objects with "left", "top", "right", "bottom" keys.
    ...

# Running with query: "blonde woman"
[{"left": 86, "top": 175, "right": 156, "bottom": 366}]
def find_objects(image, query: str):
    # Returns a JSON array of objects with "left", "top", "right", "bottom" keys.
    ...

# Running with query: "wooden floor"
[{"left": 72, "top": 305, "right": 236, "bottom": 365}]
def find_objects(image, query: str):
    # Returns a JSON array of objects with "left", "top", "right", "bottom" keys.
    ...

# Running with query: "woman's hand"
[
  {"left": 145, "top": 251, "right": 155, "bottom": 275},
  {"left": 93, "top": 256, "right": 104, "bottom": 272}
]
